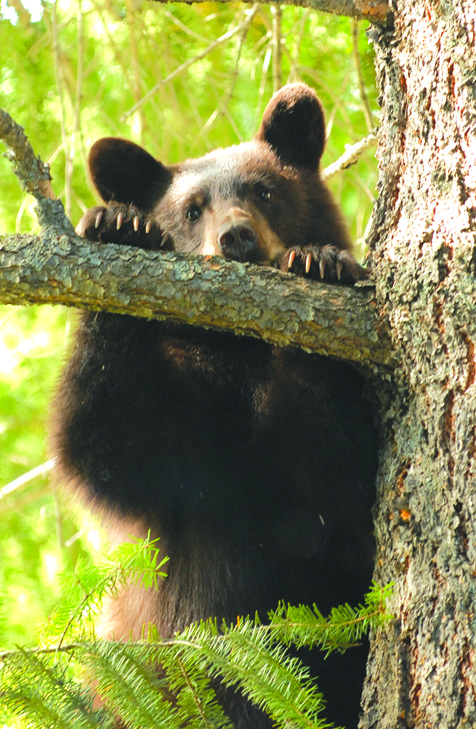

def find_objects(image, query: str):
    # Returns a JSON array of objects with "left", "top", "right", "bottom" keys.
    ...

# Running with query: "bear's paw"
[
  {"left": 75, "top": 202, "right": 166, "bottom": 250},
  {"left": 283, "top": 244, "right": 369, "bottom": 283}
]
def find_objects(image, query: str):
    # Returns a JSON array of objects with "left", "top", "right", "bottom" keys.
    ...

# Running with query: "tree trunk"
[{"left": 362, "top": 2, "right": 476, "bottom": 726}]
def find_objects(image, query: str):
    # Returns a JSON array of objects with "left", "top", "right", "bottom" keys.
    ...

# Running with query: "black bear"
[{"left": 52, "top": 83, "right": 377, "bottom": 729}]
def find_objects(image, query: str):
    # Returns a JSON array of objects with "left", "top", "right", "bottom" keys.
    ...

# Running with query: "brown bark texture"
[
  {"left": 0, "top": 232, "right": 391, "bottom": 374},
  {"left": 362, "top": 2, "right": 476, "bottom": 727},
  {"left": 149, "top": 0, "right": 393, "bottom": 26}
]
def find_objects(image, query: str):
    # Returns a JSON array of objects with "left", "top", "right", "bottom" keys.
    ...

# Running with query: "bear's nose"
[{"left": 218, "top": 221, "right": 258, "bottom": 262}]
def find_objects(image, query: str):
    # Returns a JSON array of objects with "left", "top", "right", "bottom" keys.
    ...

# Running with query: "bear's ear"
[
  {"left": 256, "top": 84, "right": 326, "bottom": 171},
  {"left": 89, "top": 138, "right": 172, "bottom": 211}
]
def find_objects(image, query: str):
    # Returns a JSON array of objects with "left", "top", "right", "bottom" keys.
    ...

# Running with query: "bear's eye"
[
  {"left": 186, "top": 205, "right": 202, "bottom": 223},
  {"left": 256, "top": 184, "right": 272, "bottom": 203}
]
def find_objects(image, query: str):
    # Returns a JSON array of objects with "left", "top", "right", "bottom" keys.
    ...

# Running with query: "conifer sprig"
[
  {"left": 44, "top": 534, "right": 167, "bottom": 646},
  {"left": 268, "top": 582, "right": 393, "bottom": 656},
  {"left": 0, "top": 540, "right": 392, "bottom": 729}
]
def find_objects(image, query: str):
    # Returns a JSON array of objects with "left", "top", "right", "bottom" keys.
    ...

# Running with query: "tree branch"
[
  {"left": 0, "top": 231, "right": 393, "bottom": 374},
  {"left": 0, "top": 108, "right": 75, "bottom": 235},
  {"left": 0, "top": 110, "right": 392, "bottom": 376},
  {"left": 321, "top": 129, "right": 378, "bottom": 182},
  {"left": 149, "top": 0, "right": 393, "bottom": 27}
]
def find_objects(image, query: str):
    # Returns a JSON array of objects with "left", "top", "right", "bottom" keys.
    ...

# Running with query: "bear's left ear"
[
  {"left": 255, "top": 83, "right": 326, "bottom": 171},
  {"left": 89, "top": 138, "right": 172, "bottom": 211}
]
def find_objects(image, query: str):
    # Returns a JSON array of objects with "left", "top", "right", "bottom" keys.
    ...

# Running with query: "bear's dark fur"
[{"left": 52, "top": 84, "right": 377, "bottom": 729}]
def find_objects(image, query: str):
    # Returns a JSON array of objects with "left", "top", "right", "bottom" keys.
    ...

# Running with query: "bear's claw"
[
  {"left": 76, "top": 202, "right": 163, "bottom": 250},
  {"left": 283, "top": 244, "right": 369, "bottom": 284}
]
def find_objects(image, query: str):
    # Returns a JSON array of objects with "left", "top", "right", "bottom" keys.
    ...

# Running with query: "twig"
[
  {"left": 6, "top": 0, "right": 31, "bottom": 27},
  {"left": 271, "top": 5, "right": 283, "bottom": 93},
  {"left": 126, "top": 0, "right": 145, "bottom": 139},
  {"left": 289, "top": 9, "right": 311, "bottom": 80},
  {"left": 199, "top": 5, "right": 256, "bottom": 139},
  {"left": 69, "top": 0, "right": 85, "bottom": 208},
  {"left": 51, "top": 0, "right": 74, "bottom": 219},
  {"left": 121, "top": 4, "right": 261, "bottom": 121},
  {"left": 163, "top": 8, "right": 210, "bottom": 44},
  {"left": 0, "top": 109, "right": 74, "bottom": 233},
  {"left": 321, "top": 129, "right": 378, "bottom": 181},
  {"left": 0, "top": 643, "right": 84, "bottom": 660},
  {"left": 0, "top": 460, "right": 56, "bottom": 500},
  {"left": 351, "top": 19, "right": 374, "bottom": 132},
  {"left": 0, "top": 486, "right": 51, "bottom": 518}
]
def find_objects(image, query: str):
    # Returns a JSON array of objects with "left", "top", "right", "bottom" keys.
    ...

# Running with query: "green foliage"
[
  {"left": 46, "top": 534, "right": 168, "bottom": 645},
  {"left": 268, "top": 583, "right": 394, "bottom": 656},
  {"left": 0, "top": 305, "right": 71, "bottom": 646},
  {"left": 0, "top": 538, "right": 392, "bottom": 729},
  {"left": 0, "top": 1, "right": 378, "bottom": 237}
]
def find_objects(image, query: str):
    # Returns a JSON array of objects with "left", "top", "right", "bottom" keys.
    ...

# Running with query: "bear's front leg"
[
  {"left": 282, "top": 244, "right": 368, "bottom": 283},
  {"left": 76, "top": 202, "right": 166, "bottom": 250}
]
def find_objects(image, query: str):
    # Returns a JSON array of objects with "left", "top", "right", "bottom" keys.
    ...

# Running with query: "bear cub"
[{"left": 52, "top": 84, "right": 377, "bottom": 729}]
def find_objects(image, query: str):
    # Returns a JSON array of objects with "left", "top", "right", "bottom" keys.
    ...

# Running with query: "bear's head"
[{"left": 83, "top": 83, "right": 351, "bottom": 268}]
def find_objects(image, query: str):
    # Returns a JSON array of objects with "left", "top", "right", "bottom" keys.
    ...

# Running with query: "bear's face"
[
  {"left": 154, "top": 142, "right": 318, "bottom": 266},
  {"left": 78, "top": 83, "right": 363, "bottom": 281}
]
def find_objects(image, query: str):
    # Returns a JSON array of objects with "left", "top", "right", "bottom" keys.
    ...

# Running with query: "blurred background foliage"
[{"left": 0, "top": 0, "right": 378, "bottom": 647}]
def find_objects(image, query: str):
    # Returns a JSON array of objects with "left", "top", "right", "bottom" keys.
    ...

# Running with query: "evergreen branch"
[
  {"left": 80, "top": 641, "right": 175, "bottom": 729},
  {"left": 1, "top": 532, "right": 393, "bottom": 729},
  {"left": 171, "top": 653, "right": 232, "bottom": 729},
  {"left": 201, "top": 622, "right": 327, "bottom": 729},
  {"left": 1, "top": 648, "right": 103, "bottom": 729},
  {"left": 151, "top": 621, "right": 328, "bottom": 729},
  {"left": 48, "top": 536, "right": 167, "bottom": 648},
  {"left": 268, "top": 583, "right": 393, "bottom": 655}
]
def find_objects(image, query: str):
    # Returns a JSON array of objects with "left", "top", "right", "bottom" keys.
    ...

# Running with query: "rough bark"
[
  {"left": 149, "top": 0, "right": 393, "bottom": 26},
  {"left": 0, "top": 232, "right": 391, "bottom": 374},
  {"left": 362, "top": 2, "right": 476, "bottom": 727}
]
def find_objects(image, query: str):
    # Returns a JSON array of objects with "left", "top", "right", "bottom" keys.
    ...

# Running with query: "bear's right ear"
[
  {"left": 89, "top": 138, "right": 172, "bottom": 211},
  {"left": 256, "top": 83, "right": 326, "bottom": 171}
]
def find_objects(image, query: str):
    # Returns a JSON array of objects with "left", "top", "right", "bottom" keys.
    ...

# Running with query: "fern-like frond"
[
  {"left": 1, "top": 528, "right": 393, "bottom": 729},
  {"left": 44, "top": 535, "right": 167, "bottom": 646},
  {"left": 1, "top": 647, "right": 109, "bottom": 729},
  {"left": 268, "top": 582, "right": 394, "bottom": 655},
  {"left": 156, "top": 619, "right": 331, "bottom": 729}
]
